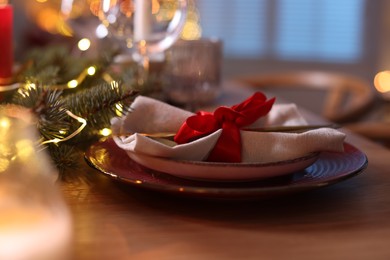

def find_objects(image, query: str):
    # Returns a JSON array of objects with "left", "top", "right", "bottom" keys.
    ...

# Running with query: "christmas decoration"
[{"left": 1, "top": 45, "right": 160, "bottom": 179}]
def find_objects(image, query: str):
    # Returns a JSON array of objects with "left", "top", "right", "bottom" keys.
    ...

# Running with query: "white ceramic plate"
[{"left": 126, "top": 151, "right": 320, "bottom": 182}]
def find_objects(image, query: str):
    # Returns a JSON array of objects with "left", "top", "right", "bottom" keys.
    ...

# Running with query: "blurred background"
[{"left": 10, "top": 0, "right": 390, "bottom": 82}]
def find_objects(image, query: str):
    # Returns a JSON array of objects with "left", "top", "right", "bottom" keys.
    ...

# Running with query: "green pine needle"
[{"left": 3, "top": 46, "right": 155, "bottom": 178}]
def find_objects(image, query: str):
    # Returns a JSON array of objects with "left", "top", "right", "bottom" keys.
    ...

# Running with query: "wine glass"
[
  {"left": 60, "top": 0, "right": 105, "bottom": 56},
  {"left": 98, "top": 0, "right": 188, "bottom": 83}
]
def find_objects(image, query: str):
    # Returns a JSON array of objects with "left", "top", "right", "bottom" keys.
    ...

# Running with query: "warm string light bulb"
[
  {"left": 374, "top": 71, "right": 390, "bottom": 94},
  {"left": 373, "top": 71, "right": 390, "bottom": 101},
  {"left": 99, "top": 128, "right": 112, "bottom": 137},
  {"left": 78, "top": 38, "right": 91, "bottom": 51}
]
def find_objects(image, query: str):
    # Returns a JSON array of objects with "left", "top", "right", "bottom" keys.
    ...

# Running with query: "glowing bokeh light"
[
  {"left": 96, "top": 24, "right": 108, "bottom": 38},
  {"left": 99, "top": 128, "right": 112, "bottom": 137},
  {"left": 0, "top": 117, "right": 10, "bottom": 130},
  {"left": 78, "top": 38, "right": 91, "bottom": 51},
  {"left": 87, "top": 66, "right": 96, "bottom": 76},
  {"left": 67, "top": 80, "right": 79, "bottom": 88},
  {"left": 106, "top": 14, "right": 117, "bottom": 24},
  {"left": 374, "top": 71, "right": 390, "bottom": 93}
]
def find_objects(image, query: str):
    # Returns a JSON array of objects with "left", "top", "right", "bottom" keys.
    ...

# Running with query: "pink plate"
[{"left": 84, "top": 138, "right": 367, "bottom": 199}]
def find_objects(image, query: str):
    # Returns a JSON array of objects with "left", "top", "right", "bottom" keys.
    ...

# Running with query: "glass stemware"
[
  {"left": 60, "top": 0, "right": 106, "bottom": 56},
  {"left": 99, "top": 0, "right": 188, "bottom": 83}
]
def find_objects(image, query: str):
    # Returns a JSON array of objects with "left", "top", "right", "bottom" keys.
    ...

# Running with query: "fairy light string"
[
  {"left": 14, "top": 66, "right": 121, "bottom": 145},
  {"left": 41, "top": 110, "right": 87, "bottom": 145}
]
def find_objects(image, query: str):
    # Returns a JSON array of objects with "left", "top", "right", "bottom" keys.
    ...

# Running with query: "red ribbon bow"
[{"left": 174, "top": 92, "right": 275, "bottom": 162}]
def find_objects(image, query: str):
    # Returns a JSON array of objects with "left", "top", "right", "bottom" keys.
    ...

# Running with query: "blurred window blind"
[
  {"left": 196, "top": 0, "right": 365, "bottom": 63},
  {"left": 196, "top": 0, "right": 268, "bottom": 58}
]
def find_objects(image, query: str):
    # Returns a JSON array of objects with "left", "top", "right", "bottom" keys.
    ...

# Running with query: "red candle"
[{"left": 0, "top": 1, "right": 13, "bottom": 80}]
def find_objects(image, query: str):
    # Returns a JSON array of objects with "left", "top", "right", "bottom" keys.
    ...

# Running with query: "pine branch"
[
  {"left": 62, "top": 81, "right": 138, "bottom": 139},
  {"left": 11, "top": 84, "right": 70, "bottom": 142},
  {"left": 47, "top": 144, "right": 81, "bottom": 181},
  {"left": 4, "top": 45, "right": 162, "bottom": 178},
  {"left": 21, "top": 45, "right": 87, "bottom": 85}
]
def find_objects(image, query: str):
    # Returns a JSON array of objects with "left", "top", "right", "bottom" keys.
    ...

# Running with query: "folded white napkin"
[{"left": 111, "top": 96, "right": 346, "bottom": 163}]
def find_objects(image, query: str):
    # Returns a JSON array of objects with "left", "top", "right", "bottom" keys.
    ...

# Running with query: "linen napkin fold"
[{"left": 111, "top": 95, "right": 346, "bottom": 163}]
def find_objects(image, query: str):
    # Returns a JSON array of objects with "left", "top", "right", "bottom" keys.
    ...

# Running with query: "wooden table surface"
[{"left": 60, "top": 83, "right": 390, "bottom": 260}]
